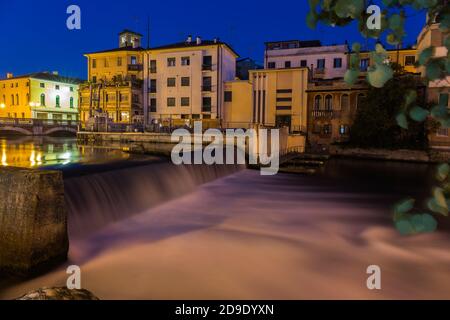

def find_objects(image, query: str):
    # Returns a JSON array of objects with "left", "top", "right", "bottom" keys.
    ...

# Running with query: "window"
[
  {"left": 314, "top": 95, "right": 322, "bottom": 109},
  {"left": 181, "top": 56, "right": 190, "bottom": 66},
  {"left": 224, "top": 91, "right": 232, "bottom": 102},
  {"left": 40, "top": 94, "right": 46, "bottom": 106},
  {"left": 285, "top": 61, "right": 291, "bottom": 68},
  {"left": 325, "top": 95, "right": 333, "bottom": 110},
  {"left": 55, "top": 95, "right": 60, "bottom": 107},
  {"left": 202, "top": 97, "right": 212, "bottom": 112},
  {"left": 360, "top": 58, "right": 369, "bottom": 71},
  {"left": 333, "top": 58, "right": 342, "bottom": 68},
  {"left": 317, "top": 59, "right": 325, "bottom": 69},
  {"left": 339, "top": 125, "right": 349, "bottom": 135},
  {"left": 167, "top": 97, "right": 176, "bottom": 107},
  {"left": 150, "top": 98, "right": 156, "bottom": 112},
  {"left": 323, "top": 124, "right": 332, "bottom": 135},
  {"left": 70, "top": 97, "right": 74, "bottom": 108},
  {"left": 92, "top": 59, "right": 97, "bottom": 68},
  {"left": 167, "top": 57, "right": 176, "bottom": 67},
  {"left": 405, "top": 56, "right": 416, "bottom": 66},
  {"left": 341, "top": 94, "right": 349, "bottom": 110},
  {"left": 120, "top": 111, "right": 130, "bottom": 122},
  {"left": 55, "top": 85, "right": 60, "bottom": 90},
  {"left": 300, "top": 60, "right": 307, "bottom": 67},
  {"left": 181, "top": 97, "right": 190, "bottom": 106},
  {"left": 21, "top": 113, "right": 25, "bottom": 119},
  {"left": 357, "top": 93, "right": 366, "bottom": 107},
  {"left": 277, "top": 89, "right": 292, "bottom": 94},
  {"left": 202, "top": 76, "right": 212, "bottom": 91},
  {"left": 70, "top": 87, "right": 74, "bottom": 92},
  {"left": 40, "top": 83, "right": 45, "bottom": 88},
  {"left": 104, "top": 59, "right": 109, "bottom": 67},
  {"left": 117, "top": 57, "right": 122, "bottom": 66},
  {"left": 268, "top": 62, "right": 276, "bottom": 69},
  {"left": 132, "top": 94, "right": 139, "bottom": 103},
  {"left": 150, "top": 60, "right": 157, "bottom": 73},
  {"left": 277, "top": 97, "right": 292, "bottom": 102},
  {"left": 130, "top": 56, "right": 137, "bottom": 65},
  {"left": 167, "top": 77, "right": 176, "bottom": 87},
  {"left": 16, "top": 94, "right": 19, "bottom": 105},
  {"left": 11, "top": 94, "right": 14, "bottom": 105},
  {"left": 181, "top": 77, "right": 190, "bottom": 86},
  {"left": 150, "top": 79, "right": 157, "bottom": 93},
  {"left": 202, "top": 56, "right": 212, "bottom": 70},
  {"left": 439, "top": 93, "right": 449, "bottom": 107},
  {"left": 92, "top": 76, "right": 97, "bottom": 83}
]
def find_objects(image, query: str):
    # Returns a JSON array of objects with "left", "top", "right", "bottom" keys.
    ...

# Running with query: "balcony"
[
  {"left": 312, "top": 109, "right": 334, "bottom": 118},
  {"left": 202, "top": 106, "right": 212, "bottom": 112},
  {"left": 149, "top": 87, "right": 157, "bottom": 93},
  {"left": 313, "top": 68, "right": 326, "bottom": 78},
  {"left": 128, "top": 64, "right": 143, "bottom": 71},
  {"left": 202, "top": 64, "right": 212, "bottom": 71},
  {"left": 149, "top": 68, "right": 157, "bottom": 74},
  {"left": 202, "top": 85, "right": 212, "bottom": 92}
]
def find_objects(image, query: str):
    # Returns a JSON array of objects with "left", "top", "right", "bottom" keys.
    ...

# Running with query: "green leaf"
[
  {"left": 433, "top": 187, "right": 448, "bottom": 210},
  {"left": 427, "top": 198, "right": 448, "bottom": 217},
  {"left": 436, "top": 163, "right": 450, "bottom": 182},
  {"left": 410, "top": 214, "right": 437, "bottom": 233},
  {"left": 409, "top": 105, "right": 429, "bottom": 122},
  {"left": 431, "top": 104, "right": 448, "bottom": 118},
  {"left": 395, "top": 218, "right": 416, "bottom": 235},
  {"left": 389, "top": 14, "right": 402, "bottom": 31},
  {"left": 396, "top": 112, "right": 408, "bottom": 129},
  {"left": 393, "top": 198, "right": 415, "bottom": 216},
  {"left": 335, "top": 0, "right": 365, "bottom": 19},
  {"left": 352, "top": 42, "right": 361, "bottom": 53},
  {"left": 426, "top": 59, "right": 443, "bottom": 80},
  {"left": 367, "top": 63, "right": 394, "bottom": 88},
  {"left": 344, "top": 69, "right": 359, "bottom": 85},
  {"left": 418, "top": 47, "right": 434, "bottom": 65},
  {"left": 306, "top": 11, "right": 318, "bottom": 29},
  {"left": 404, "top": 90, "right": 417, "bottom": 106}
]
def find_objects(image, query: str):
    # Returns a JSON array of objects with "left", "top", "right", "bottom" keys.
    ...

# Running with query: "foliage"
[
  {"left": 307, "top": 0, "right": 450, "bottom": 235},
  {"left": 349, "top": 75, "right": 428, "bottom": 149}
]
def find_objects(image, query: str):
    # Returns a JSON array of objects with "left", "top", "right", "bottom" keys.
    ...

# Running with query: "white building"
[
  {"left": 264, "top": 40, "right": 349, "bottom": 80},
  {"left": 143, "top": 36, "right": 238, "bottom": 126}
]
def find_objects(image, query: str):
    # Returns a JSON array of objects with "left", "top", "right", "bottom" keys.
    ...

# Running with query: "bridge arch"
[
  {"left": 43, "top": 127, "right": 77, "bottom": 135},
  {"left": 0, "top": 126, "right": 33, "bottom": 135}
]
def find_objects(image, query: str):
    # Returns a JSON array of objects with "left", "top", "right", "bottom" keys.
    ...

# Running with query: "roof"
[
  {"left": 265, "top": 40, "right": 323, "bottom": 48},
  {"left": 0, "top": 72, "right": 84, "bottom": 84},
  {"left": 119, "top": 29, "right": 143, "bottom": 37},
  {"left": 84, "top": 46, "right": 145, "bottom": 55},
  {"left": 149, "top": 40, "right": 239, "bottom": 57}
]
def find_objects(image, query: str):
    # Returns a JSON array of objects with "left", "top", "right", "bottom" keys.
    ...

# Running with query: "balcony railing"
[
  {"left": 149, "top": 68, "right": 157, "bottom": 73},
  {"left": 202, "top": 106, "right": 212, "bottom": 112},
  {"left": 313, "top": 68, "right": 326, "bottom": 78},
  {"left": 202, "top": 85, "right": 212, "bottom": 92},
  {"left": 149, "top": 87, "right": 157, "bottom": 93},
  {"left": 312, "top": 109, "right": 334, "bottom": 118},
  {"left": 128, "top": 64, "right": 143, "bottom": 71},
  {"left": 202, "top": 64, "right": 212, "bottom": 71}
]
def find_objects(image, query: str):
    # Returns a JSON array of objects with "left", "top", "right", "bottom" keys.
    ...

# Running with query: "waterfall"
[{"left": 64, "top": 162, "right": 243, "bottom": 238}]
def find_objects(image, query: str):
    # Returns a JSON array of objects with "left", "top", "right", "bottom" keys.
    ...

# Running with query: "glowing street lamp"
[{"left": 0, "top": 103, "right": 5, "bottom": 109}]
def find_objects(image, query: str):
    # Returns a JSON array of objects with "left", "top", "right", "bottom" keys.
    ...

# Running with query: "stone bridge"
[{"left": 0, "top": 118, "right": 78, "bottom": 136}]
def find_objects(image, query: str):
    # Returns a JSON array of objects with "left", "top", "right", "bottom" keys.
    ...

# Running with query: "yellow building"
[
  {"left": 0, "top": 72, "right": 80, "bottom": 121},
  {"left": 223, "top": 68, "right": 309, "bottom": 132},
  {"left": 79, "top": 30, "right": 145, "bottom": 127},
  {"left": 359, "top": 48, "right": 419, "bottom": 74}
]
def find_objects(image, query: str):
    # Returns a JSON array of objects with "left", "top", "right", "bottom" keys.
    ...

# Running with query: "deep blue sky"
[{"left": 0, "top": 0, "right": 426, "bottom": 80}]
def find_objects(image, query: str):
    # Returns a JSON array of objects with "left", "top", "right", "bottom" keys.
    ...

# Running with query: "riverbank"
[{"left": 329, "top": 145, "right": 450, "bottom": 163}]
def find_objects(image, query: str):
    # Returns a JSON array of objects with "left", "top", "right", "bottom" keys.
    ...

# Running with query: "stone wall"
[
  {"left": 329, "top": 146, "right": 430, "bottom": 162},
  {"left": 0, "top": 167, "right": 68, "bottom": 276}
]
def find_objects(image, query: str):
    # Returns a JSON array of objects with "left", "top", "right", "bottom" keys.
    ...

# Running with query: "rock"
[
  {"left": 16, "top": 287, "right": 99, "bottom": 300},
  {"left": 0, "top": 167, "right": 68, "bottom": 276}
]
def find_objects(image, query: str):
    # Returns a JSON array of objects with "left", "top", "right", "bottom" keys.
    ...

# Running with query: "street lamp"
[{"left": 0, "top": 103, "right": 5, "bottom": 109}]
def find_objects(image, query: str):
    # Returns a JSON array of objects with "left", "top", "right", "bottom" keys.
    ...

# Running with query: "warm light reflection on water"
[{"left": 0, "top": 135, "right": 130, "bottom": 168}]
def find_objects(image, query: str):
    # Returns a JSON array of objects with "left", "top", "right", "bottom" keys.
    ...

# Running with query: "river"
[{"left": 0, "top": 136, "right": 449, "bottom": 299}]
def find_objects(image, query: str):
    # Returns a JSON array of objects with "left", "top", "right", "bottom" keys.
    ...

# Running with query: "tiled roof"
[{"left": 1, "top": 72, "right": 83, "bottom": 84}]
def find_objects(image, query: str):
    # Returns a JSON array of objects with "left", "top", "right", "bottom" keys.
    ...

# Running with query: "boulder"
[
  {"left": 16, "top": 287, "right": 99, "bottom": 300},
  {"left": 0, "top": 167, "right": 68, "bottom": 276}
]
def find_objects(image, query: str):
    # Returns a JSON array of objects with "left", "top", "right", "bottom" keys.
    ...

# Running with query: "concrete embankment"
[
  {"left": 0, "top": 167, "right": 68, "bottom": 276},
  {"left": 329, "top": 145, "right": 450, "bottom": 163}
]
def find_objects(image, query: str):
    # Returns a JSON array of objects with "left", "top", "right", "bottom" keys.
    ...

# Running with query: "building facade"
[
  {"left": 79, "top": 30, "right": 145, "bottom": 127},
  {"left": 144, "top": 37, "right": 237, "bottom": 128},
  {"left": 264, "top": 40, "right": 349, "bottom": 80},
  {"left": 417, "top": 21, "right": 450, "bottom": 149},
  {"left": 0, "top": 72, "right": 80, "bottom": 121}
]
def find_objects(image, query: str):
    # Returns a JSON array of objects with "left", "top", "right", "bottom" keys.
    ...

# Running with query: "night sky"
[{"left": 0, "top": 0, "right": 427, "bottom": 80}]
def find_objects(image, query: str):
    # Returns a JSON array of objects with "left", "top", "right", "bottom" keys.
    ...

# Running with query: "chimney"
[
  {"left": 6, "top": 73, "right": 13, "bottom": 79},
  {"left": 196, "top": 36, "right": 201, "bottom": 45},
  {"left": 186, "top": 35, "right": 192, "bottom": 43},
  {"left": 213, "top": 37, "right": 219, "bottom": 44}
]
